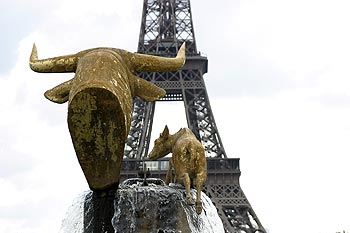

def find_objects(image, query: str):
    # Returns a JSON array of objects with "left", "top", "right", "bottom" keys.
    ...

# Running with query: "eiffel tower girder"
[{"left": 121, "top": 0, "right": 266, "bottom": 232}]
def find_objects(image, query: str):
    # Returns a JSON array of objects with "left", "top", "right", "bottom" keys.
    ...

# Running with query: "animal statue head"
[
  {"left": 30, "top": 43, "right": 186, "bottom": 191},
  {"left": 148, "top": 125, "right": 173, "bottom": 160}
]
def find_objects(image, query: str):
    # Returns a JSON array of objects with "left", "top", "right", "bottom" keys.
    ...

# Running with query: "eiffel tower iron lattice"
[{"left": 120, "top": 0, "right": 266, "bottom": 232}]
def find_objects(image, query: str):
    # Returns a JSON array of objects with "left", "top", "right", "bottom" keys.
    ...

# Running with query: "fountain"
[
  {"left": 30, "top": 43, "right": 225, "bottom": 232},
  {"left": 59, "top": 179, "right": 224, "bottom": 233}
]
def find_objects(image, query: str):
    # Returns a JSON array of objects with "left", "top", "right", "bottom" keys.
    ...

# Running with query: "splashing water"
[
  {"left": 59, "top": 191, "right": 88, "bottom": 233},
  {"left": 186, "top": 189, "right": 225, "bottom": 233},
  {"left": 59, "top": 182, "right": 224, "bottom": 233}
]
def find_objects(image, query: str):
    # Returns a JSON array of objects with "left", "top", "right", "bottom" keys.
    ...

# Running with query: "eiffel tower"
[{"left": 120, "top": 0, "right": 266, "bottom": 232}]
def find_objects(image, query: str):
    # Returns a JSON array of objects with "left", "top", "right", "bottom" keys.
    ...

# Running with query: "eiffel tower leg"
[
  {"left": 183, "top": 88, "right": 226, "bottom": 158},
  {"left": 124, "top": 98, "right": 155, "bottom": 159},
  {"left": 203, "top": 159, "right": 266, "bottom": 233}
]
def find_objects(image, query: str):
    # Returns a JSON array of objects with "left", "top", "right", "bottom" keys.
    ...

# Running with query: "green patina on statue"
[
  {"left": 29, "top": 43, "right": 186, "bottom": 191},
  {"left": 148, "top": 125, "right": 207, "bottom": 214}
]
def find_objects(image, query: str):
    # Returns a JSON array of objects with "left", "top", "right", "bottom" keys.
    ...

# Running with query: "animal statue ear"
[
  {"left": 44, "top": 78, "right": 72, "bottom": 103},
  {"left": 161, "top": 125, "right": 169, "bottom": 139},
  {"left": 130, "top": 75, "right": 166, "bottom": 101}
]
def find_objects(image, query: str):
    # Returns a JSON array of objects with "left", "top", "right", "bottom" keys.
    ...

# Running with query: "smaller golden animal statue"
[{"left": 148, "top": 126, "right": 207, "bottom": 214}]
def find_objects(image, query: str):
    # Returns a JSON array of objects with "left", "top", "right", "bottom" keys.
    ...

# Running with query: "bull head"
[{"left": 30, "top": 43, "right": 186, "bottom": 191}]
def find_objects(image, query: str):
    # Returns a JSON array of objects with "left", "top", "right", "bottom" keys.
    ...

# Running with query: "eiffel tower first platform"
[{"left": 120, "top": 0, "right": 266, "bottom": 232}]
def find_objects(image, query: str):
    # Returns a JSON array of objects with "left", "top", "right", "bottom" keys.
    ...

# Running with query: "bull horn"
[
  {"left": 129, "top": 42, "right": 186, "bottom": 72},
  {"left": 29, "top": 43, "right": 79, "bottom": 73}
]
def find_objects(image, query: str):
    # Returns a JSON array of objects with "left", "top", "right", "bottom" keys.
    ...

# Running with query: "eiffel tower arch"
[{"left": 120, "top": 0, "right": 266, "bottom": 232}]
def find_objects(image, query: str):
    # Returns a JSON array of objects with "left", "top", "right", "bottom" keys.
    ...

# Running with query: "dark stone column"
[{"left": 83, "top": 188, "right": 117, "bottom": 233}]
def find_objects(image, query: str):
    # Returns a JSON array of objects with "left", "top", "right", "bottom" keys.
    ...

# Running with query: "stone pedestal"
[{"left": 66, "top": 179, "right": 224, "bottom": 233}]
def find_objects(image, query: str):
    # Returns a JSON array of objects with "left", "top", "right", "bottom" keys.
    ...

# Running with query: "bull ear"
[
  {"left": 130, "top": 75, "right": 166, "bottom": 101},
  {"left": 161, "top": 125, "right": 169, "bottom": 139},
  {"left": 44, "top": 78, "right": 72, "bottom": 103}
]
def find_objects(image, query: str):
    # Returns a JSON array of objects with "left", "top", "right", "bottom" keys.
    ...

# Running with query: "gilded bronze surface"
[
  {"left": 148, "top": 126, "right": 207, "bottom": 214},
  {"left": 30, "top": 43, "right": 185, "bottom": 191}
]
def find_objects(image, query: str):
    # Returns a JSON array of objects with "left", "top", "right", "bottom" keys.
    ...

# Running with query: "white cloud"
[{"left": 212, "top": 88, "right": 350, "bottom": 232}]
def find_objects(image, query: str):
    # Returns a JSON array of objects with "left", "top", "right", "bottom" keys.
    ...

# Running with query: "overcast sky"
[{"left": 1, "top": 0, "right": 350, "bottom": 232}]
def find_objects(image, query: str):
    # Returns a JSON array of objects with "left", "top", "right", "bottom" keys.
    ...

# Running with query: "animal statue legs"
[
  {"left": 195, "top": 171, "right": 206, "bottom": 214},
  {"left": 179, "top": 173, "right": 195, "bottom": 206},
  {"left": 165, "top": 159, "right": 174, "bottom": 185}
]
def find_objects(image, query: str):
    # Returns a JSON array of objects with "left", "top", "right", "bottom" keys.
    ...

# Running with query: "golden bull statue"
[{"left": 30, "top": 43, "right": 186, "bottom": 191}]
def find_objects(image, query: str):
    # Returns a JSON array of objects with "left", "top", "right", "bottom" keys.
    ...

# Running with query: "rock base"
[{"left": 67, "top": 179, "right": 224, "bottom": 233}]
